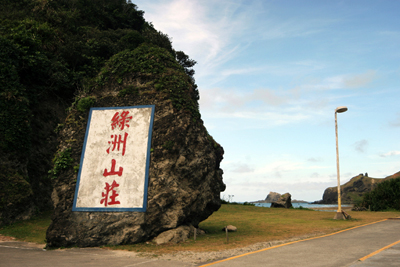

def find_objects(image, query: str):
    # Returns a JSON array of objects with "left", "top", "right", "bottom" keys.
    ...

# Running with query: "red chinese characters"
[
  {"left": 106, "top": 132, "right": 128, "bottom": 156},
  {"left": 103, "top": 159, "right": 123, "bottom": 177},
  {"left": 100, "top": 180, "right": 120, "bottom": 206},
  {"left": 100, "top": 110, "right": 132, "bottom": 207},
  {"left": 111, "top": 111, "right": 132, "bottom": 130}
]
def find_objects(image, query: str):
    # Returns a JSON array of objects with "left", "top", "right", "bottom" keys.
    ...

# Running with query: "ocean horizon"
[{"left": 254, "top": 202, "right": 353, "bottom": 211}]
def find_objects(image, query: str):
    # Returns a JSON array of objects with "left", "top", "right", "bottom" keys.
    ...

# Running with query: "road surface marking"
[
  {"left": 359, "top": 239, "right": 400, "bottom": 261},
  {"left": 199, "top": 219, "right": 388, "bottom": 267}
]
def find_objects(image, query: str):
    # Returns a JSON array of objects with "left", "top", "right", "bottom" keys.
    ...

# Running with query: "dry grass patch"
[{"left": 107, "top": 204, "right": 400, "bottom": 254}]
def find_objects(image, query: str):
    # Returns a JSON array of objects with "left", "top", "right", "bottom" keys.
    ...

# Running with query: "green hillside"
[
  {"left": 318, "top": 171, "right": 400, "bottom": 204},
  {"left": 0, "top": 0, "right": 197, "bottom": 225}
]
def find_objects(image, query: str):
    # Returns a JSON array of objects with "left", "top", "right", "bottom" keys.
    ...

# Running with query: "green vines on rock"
[
  {"left": 118, "top": 85, "right": 139, "bottom": 97},
  {"left": 76, "top": 96, "right": 96, "bottom": 112},
  {"left": 48, "top": 148, "right": 74, "bottom": 179},
  {"left": 207, "top": 133, "right": 220, "bottom": 149},
  {"left": 155, "top": 70, "right": 200, "bottom": 120},
  {"left": 96, "top": 44, "right": 201, "bottom": 120},
  {"left": 95, "top": 44, "right": 179, "bottom": 86}
]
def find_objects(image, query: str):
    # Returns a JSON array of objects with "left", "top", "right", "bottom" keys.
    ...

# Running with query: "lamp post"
[{"left": 334, "top": 106, "right": 348, "bottom": 220}]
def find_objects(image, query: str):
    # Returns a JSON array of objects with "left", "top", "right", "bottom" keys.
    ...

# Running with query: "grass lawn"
[
  {"left": 1, "top": 205, "right": 399, "bottom": 254},
  {"left": 0, "top": 211, "right": 52, "bottom": 244}
]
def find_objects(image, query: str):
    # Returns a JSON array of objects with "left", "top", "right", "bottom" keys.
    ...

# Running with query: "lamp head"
[{"left": 335, "top": 106, "right": 348, "bottom": 113}]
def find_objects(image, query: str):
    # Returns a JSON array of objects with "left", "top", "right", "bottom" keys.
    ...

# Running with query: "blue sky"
[{"left": 133, "top": 0, "right": 400, "bottom": 202}]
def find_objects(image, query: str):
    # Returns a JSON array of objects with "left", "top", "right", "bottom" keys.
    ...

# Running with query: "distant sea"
[{"left": 254, "top": 202, "right": 353, "bottom": 211}]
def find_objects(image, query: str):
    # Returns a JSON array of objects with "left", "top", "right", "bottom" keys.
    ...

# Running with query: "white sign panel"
[{"left": 72, "top": 105, "right": 155, "bottom": 212}]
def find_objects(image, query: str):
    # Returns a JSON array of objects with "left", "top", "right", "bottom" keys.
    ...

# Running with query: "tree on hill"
[{"left": 360, "top": 177, "right": 400, "bottom": 211}]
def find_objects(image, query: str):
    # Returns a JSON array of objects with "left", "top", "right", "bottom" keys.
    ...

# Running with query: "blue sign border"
[{"left": 72, "top": 105, "right": 155, "bottom": 212}]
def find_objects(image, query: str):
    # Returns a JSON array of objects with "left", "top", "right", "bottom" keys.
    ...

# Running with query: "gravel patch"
[
  {"left": 0, "top": 235, "right": 16, "bottom": 242},
  {"left": 139, "top": 233, "right": 323, "bottom": 264}
]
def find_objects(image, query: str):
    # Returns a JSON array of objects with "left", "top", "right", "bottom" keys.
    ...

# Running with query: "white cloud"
[
  {"left": 300, "top": 70, "right": 377, "bottom": 91},
  {"left": 224, "top": 159, "right": 329, "bottom": 183},
  {"left": 138, "top": 0, "right": 255, "bottom": 71},
  {"left": 310, "top": 172, "right": 320, "bottom": 178},
  {"left": 291, "top": 60, "right": 327, "bottom": 70},
  {"left": 353, "top": 139, "right": 368, "bottom": 153},
  {"left": 308, "top": 157, "right": 323, "bottom": 162},
  {"left": 260, "top": 24, "right": 322, "bottom": 40},
  {"left": 380, "top": 151, "right": 400, "bottom": 157},
  {"left": 200, "top": 87, "right": 299, "bottom": 111},
  {"left": 199, "top": 85, "right": 328, "bottom": 128},
  {"left": 230, "top": 163, "right": 254, "bottom": 173},
  {"left": 390, "top": 113, "right": 400, "bottom": 127},
  {"left": 343, "top": 70, "right": 377, "bottom": 88},
  {"left": 379, "top": 31, "right": 400, "bottom": 38}
]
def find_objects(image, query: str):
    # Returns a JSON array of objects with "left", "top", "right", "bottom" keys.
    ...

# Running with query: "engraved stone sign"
[{"left": 72, "top": 105, "right": 155, "bottom": 212}]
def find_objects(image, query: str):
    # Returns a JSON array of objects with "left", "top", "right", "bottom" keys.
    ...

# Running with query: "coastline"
[{"left": 251, "top": 200, "right": 309, "bottom": 204}]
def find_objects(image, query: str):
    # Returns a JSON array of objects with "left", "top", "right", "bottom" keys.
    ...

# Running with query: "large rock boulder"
[
  {"left": 271, "top": 193, "right": 292, "bottom": 208},
  {"left": 153, "top": 225, "right": 194, "bottom": 245},
  {"left": 45, "top": 44, "right": 225, "bottom": 248},
  {"left": 264, "top": 192, "right": 281, "bottom": 203}
]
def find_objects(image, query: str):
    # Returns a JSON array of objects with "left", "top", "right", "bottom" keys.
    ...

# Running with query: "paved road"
[
  {"left": 0, "top": 242, "right": 194, "bottom": 267},
  {"left": 1, "top": 219, "right": 399, "bottom": 267},
  {"left": 199, "top": 219, "right": 400, "bottom": 267}
]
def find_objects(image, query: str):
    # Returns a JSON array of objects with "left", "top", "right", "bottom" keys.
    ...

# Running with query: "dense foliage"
[
  {"left": 0, "top": 0, "right": 198, "bottom": 223},
  {"left": 0, "top": 0, "right": 142, "bottom": 160},
  {"left": 1, "top": 0, "right": 197, "bottom": 156},
  {"left": 361, "top": 177, "right": 400, "bottom": 211}
]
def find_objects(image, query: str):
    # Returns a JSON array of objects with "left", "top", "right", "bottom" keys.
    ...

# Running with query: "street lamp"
[{"left": 334, "top": 106, "right": 348, "bottom": 220}]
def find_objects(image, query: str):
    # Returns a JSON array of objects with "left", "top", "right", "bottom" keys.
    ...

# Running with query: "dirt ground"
[{"left": 0, "top": 234, "right": 15, "bottom": 241}]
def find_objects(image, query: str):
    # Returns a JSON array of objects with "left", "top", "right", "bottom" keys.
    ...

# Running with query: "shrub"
[
  {"left": 48, "top": 148, "right": 74, "bottom": 179},
  {"left": 76, "top": 96, "right": 96, "bottom": 112},
  {"left": 361, "top": 177, "right": 400, "bottom": 211}
]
